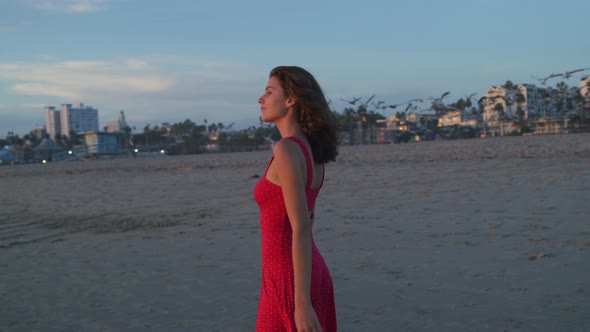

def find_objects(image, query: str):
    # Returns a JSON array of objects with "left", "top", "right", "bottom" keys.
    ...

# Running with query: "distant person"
[{"left": 253, "top": 66, "right": 339, "bottom": 331}]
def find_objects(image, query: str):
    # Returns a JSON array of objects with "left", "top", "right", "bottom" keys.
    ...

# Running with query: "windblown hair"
[{"left": 270, "top": 66, "right": 339, "bottom": 163}]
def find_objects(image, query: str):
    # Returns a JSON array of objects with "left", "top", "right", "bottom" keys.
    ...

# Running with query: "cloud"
[
  {"left": 0, "top": 59, "right": 176, "bottom": 99},
  {"left": 11, "top": 83, "right": 86, "bottom": 100},
  {"left": 25, "top": 0, "right": 110, "bottom": 13},
  {"left": 0, "top": 56, "right": 265, "bottom": 133}
]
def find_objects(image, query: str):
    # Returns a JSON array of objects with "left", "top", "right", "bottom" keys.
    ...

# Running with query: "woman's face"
[{"left": 258, "top": 76, "right": 290, "bottom": 123}]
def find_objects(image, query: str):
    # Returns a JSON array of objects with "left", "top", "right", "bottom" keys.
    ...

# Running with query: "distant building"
[
  {"left": 60, "top": 103, "right": 99, "bottom": 137},
  {"left": 581, "top": 76, "right": 590, "bottom": 97},
  {"left": 580, "top": 76, "right": 590, "bottom": 113},
  {"left": 30, "top": 127, "right": 46, "bottom": 141},
  {"left": 105, "top": 110, "right": 129, "bottom": 133},
  {"left": 438, "top": 110, "right": 462, "bottom": 127},
  {"left": 44, "top": 106, "right": 61, "bottom": 139},
  {"left": 81, "top": 131, "right": 121, "bottom": 155},
  {"left": 45, "top": 102, "right": 99, "bottom": 139},
  {"left": 481, "top": 85, "right": 527, "bottom": 123}
]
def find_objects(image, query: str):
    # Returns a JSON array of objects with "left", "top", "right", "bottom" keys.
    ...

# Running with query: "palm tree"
[
  {"left": 339, "top": 108, "right": 358, "bottom": 145},
  {"left": 494, "top": 103, "right": 506, "bottom": 136},
  {"left": 356, "top": 105, "right": 369, "bottom": 144}
]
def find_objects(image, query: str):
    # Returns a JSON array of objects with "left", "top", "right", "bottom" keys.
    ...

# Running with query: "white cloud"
[
  {"left": 25, "top": 0, "right": 110, "bottom": 13},
  {"left": 127, "top": 59, "right": 151, "bottom": 70},
  {"left": 68, "top": 2, "right": 101, "bottom": 13},
  {"left": 0, "top": 59, "right": 176, "bottom": 99},
  {"left": 0, "top": 56, "right": 265, "bottom": 133},
  {"left": 11, "top": 83, "right": 86, "bottom": 100}
]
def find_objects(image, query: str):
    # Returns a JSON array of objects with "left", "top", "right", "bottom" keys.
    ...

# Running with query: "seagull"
[
  {"left": 428, "top": 92, "right": 450, "bottom": 103},
  {"left": 361, "top": 93, "right": 376, "bottom": 107},
  {"left": 387, "top": 103, "right": 403, "bottom": 109},
  {"left": 372, "top": 100, "right": 385, "bottom": 109},
  {"left": 340, "top": 97, "right": 362, "bottom": 105},
  {"left": 532, "top": 68, "right": 590, "bottom": 85},
  {"left": 465, "top": 93, "right": 478, "bottom": 102},
  {"left": 405, "top": 103, "right": 418, "bottom": 112},
  {"left": 478, "top": 95, "right": 505, "bottom": 106},
  {"left": 428, "top": 92, "right": 450, "bottom": 113}
]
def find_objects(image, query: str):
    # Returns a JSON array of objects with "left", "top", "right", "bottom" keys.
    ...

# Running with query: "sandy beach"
[{"left": 1, "top": 133, "right": 589, "bottom": 331}]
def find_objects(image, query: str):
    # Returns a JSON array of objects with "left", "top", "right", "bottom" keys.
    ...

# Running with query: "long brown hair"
[{"left": 269, "top": 66, "right": 339, "bottom": 163}]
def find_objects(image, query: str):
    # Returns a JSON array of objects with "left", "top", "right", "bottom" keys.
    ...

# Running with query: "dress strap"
[{"left": 286, "top": 136, "right": 313, "bottom": 188}]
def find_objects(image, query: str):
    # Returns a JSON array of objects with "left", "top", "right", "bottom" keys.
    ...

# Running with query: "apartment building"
[
  {"left": 482, "top": 83, "right": 558, "bottom": 123},
  {"left": 45, "top": 103, "right": 99, "bottom": 139},
  {"left": 60, "top": 103, "right": 99, "bottom": 137},
  {"left": 580, "top": 76, "right": 590, "bottom": 104},
  {"left": 44, "top": 106, "right": 61, "bottom": 139}
]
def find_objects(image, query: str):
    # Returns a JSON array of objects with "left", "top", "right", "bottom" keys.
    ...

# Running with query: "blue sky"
[{"left": 1, "top": 0, "right": 588, "bottom": 137}]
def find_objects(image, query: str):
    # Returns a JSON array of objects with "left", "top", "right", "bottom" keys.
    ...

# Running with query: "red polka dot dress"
[{"left": 253, "top": 136, "right": 337, "bottom": 332}]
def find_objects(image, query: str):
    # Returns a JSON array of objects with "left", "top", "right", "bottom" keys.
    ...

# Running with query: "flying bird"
[
  {"left": 428, "top": 92, "right": 450, "bottom": 113},
  {"left": 340, "top": 97, "right": 362, "bottom": 105},
  {"left": 465, "top": 93, "right": 478, "bottom": 102},
  {"left": 478, "top": 96, "right": 505, "bottom": 106},
  {"left": 532, "top": 68, "right": 590, "bottom": 85},
  {"left": 362, "top": 93, "right": 376, "bottom": 107}
]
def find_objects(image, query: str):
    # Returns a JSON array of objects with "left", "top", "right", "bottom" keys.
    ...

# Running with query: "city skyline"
[{"left": 1, "top": 0, "right": 588, "bottom": 136}]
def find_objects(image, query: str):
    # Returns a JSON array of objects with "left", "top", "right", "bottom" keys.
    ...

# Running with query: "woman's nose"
[{"left": 258, "top": 96, "right": 263, "bottom": 104}]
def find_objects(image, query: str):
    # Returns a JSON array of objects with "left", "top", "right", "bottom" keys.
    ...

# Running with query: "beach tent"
[{"left": 33, "top": 136, "right": 63, "bottom": 161}]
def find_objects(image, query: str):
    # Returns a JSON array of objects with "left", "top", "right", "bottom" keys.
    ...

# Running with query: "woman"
[{"left": 254, "top": 66, "right": 339, "bottom": 332}]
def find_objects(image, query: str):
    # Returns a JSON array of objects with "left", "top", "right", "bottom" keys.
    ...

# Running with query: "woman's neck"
[{"left": 275, "top": 117, "right": 304, "bottom": 140}]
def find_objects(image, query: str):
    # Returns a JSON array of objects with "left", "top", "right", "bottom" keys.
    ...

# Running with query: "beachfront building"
[
  {"left": 105, "top": 110, "right": 128, "bottom": 133},
  {"left": 44, "top": 106, "right": 61, "bottom": 139},
  {"left": 481, "top": 85, "right": 527, "bottom": 123},
  {"left": 580, "top": 76, "right": 590, "bottom": 116},
  {"left": 60, "top": 103, "right": 99, "bottom": 137},
  {"left": 480, "top": 83, "right": 556, "bottom": 136},
  {"left": 517, "top": 84, "right": 552, "bottom": 118},
  {"left": 45, "top": 103, "right": 99, "bottom": 139},
  {"left": 438, "top": 110, "right": 462, "bottom": 127}
]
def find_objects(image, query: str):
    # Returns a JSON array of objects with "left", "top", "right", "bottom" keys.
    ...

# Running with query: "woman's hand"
[{"left": 295, "top": 303, "right": 322, "bottom": 332}]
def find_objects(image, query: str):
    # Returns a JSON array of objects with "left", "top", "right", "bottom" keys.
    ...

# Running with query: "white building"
[
  {"left": 482, "top": 85, "right": 527, "bottom": 123},
  {"left": 481, "top": 83, "right": 558, "bottom": 124},
  {"left": 105, "top": 110, "right": 129, "bottom": 133},
  {"left": 60, "top": 103, "right": 99, "bottom": 137},
  {"left": 44, "top": 106, "right": 61, "bottom": 139},
  {"left": 580, "top": 76, "right": 590, "bottom": 102}
]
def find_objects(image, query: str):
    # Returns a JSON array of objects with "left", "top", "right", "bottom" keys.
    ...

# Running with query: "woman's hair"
[{"left": 269, "top": 66, "right": 339, "bottom": 163}]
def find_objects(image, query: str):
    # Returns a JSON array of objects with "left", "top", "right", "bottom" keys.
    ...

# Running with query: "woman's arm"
[{"left": 273, "top": 139, "right": 321, "bottom": 331}]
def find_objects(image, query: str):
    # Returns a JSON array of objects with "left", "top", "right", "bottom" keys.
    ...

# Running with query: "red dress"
[{"left": 253, "top": 136, "right": 337, "bottom": 332}]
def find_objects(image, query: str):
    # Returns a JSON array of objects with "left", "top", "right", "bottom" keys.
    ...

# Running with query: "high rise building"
[
  {"left": 59, "top": 103, "right": 99, "bottom": 137},
  {"left": 44, "top": 103, "right": 99, "bottom": 138},
  {"left": 44, "top": 106, "right": 61, "bottom": 139}
]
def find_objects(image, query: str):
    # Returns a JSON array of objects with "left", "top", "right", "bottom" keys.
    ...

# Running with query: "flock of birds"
[{"left": 337, "top": 67, "right": 589, "bottom": 115}]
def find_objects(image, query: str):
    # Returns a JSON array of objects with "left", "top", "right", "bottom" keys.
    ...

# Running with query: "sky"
[{"left": 1, "top": 0, "right": 588, "bottom": 137}]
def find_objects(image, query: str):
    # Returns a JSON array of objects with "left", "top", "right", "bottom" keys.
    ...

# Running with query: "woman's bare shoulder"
[{"left": 273, "top": 138, "right": 306, "bottom": 169}]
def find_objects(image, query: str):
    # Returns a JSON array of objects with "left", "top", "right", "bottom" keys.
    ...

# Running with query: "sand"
[{"left": 1, "top": 134, "right": 589, "bottom": 331}]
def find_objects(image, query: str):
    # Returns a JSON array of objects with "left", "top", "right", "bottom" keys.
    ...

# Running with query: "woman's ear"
[{"left": 286, "top": 97, "right": 295, "bottom": 108}]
